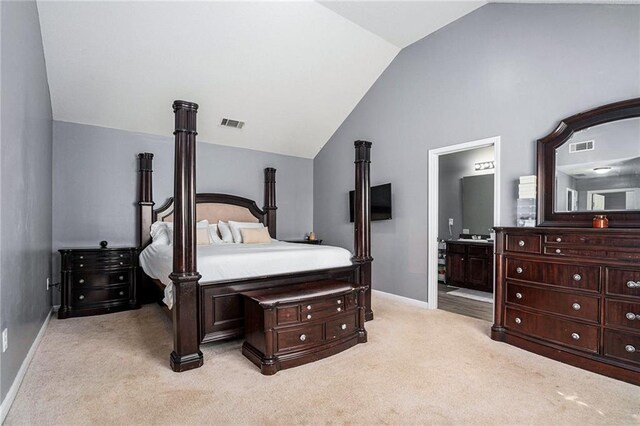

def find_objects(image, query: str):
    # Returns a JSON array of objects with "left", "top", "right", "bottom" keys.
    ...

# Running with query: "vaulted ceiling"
[{"left": 37, "top": 1, "right": 490, "bottom": 158}]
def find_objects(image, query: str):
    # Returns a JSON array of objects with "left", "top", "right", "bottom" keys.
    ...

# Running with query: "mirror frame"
[{"left": 537, "top": 97, "right": 640, "bottom": 228}]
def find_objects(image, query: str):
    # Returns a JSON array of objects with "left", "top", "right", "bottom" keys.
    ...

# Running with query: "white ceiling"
[{"left": 37, "top": 1, "right": 488, "bottom": 158}]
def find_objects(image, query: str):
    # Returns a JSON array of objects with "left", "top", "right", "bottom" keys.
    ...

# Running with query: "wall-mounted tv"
[{"left": 349, "top": 183, "right": 392, "bottom": 222}]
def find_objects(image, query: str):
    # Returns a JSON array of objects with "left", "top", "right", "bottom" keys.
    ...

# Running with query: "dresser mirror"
[{"left": 538, "top": 98, "right": 640, "bottom": 227}]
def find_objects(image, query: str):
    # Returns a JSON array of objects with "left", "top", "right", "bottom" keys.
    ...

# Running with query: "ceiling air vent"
[
  {"left": 569, "top": 140, "right": 594, "bottom": 153},
  {"left": 220, "top": 118, "right": 245, "bottom": 129}
]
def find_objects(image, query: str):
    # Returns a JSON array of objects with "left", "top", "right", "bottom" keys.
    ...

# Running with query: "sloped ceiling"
[{"left": 37, "top": 1, "right": 485, "bottom": 158}]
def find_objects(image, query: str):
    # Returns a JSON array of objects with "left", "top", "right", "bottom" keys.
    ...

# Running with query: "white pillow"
[
  {"left": 228, "top": 220, "right": 265, "bottom": 243},
  {"left": 150, "top": 221, "right": 170, "bottom": 245},
  {"left": 208, "top": 224, "right": 224, "bottom": 244},
  {"left": 155, "top": 220, "right": 209, "bottom": 245},
  {"left": 217, "top": 221, "right": 234, "bottom": 243}
]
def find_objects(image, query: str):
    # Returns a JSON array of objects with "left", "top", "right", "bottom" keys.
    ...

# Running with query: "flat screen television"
[{"left": 349, "top": 183, "right": 392, "bottom": 222}]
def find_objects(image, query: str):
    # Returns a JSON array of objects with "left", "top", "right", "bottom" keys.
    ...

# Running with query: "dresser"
[
  {"left": 241, "top": 280, "right": 367, "bottom": 375},
  {"left": 58, "top": 247, "right": 139, "bottom": 319},
  {"left": 446, "top": 240, "right": 493, "bottom": 293},
  {"left": 492, "top": 227, "right": 640, "bottom": 385}
]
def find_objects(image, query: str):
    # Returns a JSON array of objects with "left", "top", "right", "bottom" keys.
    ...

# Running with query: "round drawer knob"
[
  {"left": 306, "top": 305, "right": 312, "bottom": 310},
  {"left": 299, "top": 334, "right": 306, "bottom": 342},
  {"left": 627, "top": 281, "right": 640, "bottom": 289},
  {"left": 119, "top": 276, "right": 124, "bottom": 281},
  {"left": 119, "top": 262, "right": 124, "bottom": 265},
  {"left": 573, "top": 274, "right": 581, "bottom": 281},
  {"left": 515, "top": 292, "right": 523, "bottom": 299},
  {"left": 625, "top": 345, "right": 636, "bottom": 353},
  {"left": 337, "top": 307, "right": 342, "bottom": 312},
  {"left": 518, "top": 240, "right": 525, "bottom": 247},
  {"left": 556, "top": 237, "right": 562, "bottom": 243},
  {"left": 515, "top": 318, "right": 522, "bottom": 324},
  {"left": 119, "top": 291, "right": 124, "bottom": 296},
  {"left": 516, "top": 267, "right": 523, "bottom": 274},
  {"left": 306, "top": 314, "right": 312, "bottom": 320},
  {"left": 341, "top": 324, "right": 347, "bottom": 330},
  {"left": 571, "top": 333, "right": 580, "bottom": 340},
  {"left": 79, "top": 264, "right": 83, "bottom": 268},
  {"left": 555, "top": 249, "right": 561, "bottom": 254},
  {"left": 78, "top": 279, "right": 85, "bottom": 284},
  {"left": 626, "top": 312, "right": 637, "bottom": 320},
  {"left": 120, "top": 254, "right": 124, "bottom": 258},
  {"left": 572, "top": 303, "right": 581, "bottom": 311},
  {"left": 79, "top": 256, "right": 84, "bottom": 259},
  {"left": 337, "top": 299, "right": 342, "bottom": 304},
  {"left": 79, "top": 295, "right": 85, "bottom": 300}
]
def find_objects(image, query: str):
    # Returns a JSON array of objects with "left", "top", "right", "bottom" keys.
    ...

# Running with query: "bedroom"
[{"left": 1, "top": 0, "right": 639, "bottom": 423}]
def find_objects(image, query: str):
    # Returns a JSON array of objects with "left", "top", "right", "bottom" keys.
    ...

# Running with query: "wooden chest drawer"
[
  {"left": 71, "top": 285, "right": 131, "bottom": 306},
  {"left": 302, "top": 305, "right": 349, "bottom": 322},
  {"left": 603, "top": 329, "right": 640, "bottom": 366},
  {"left": 605, "top": 300, "right": 640, "bottom": 331},
  {"left": 326, "top": 312, "right": 358, "bottom": 341},
  {"left": 70, "top": 270, "right": 131, "bottom": 289},
  {"left": 302, "top": 295, "right": 345, "bottom": 313},
  {"left": 276, "top": 323, "right": 324, "bottom": 353},
  {"left": 606, "top": 268, "right": 640, "bottom": 299},
  {"left": 544, "top": 233, "right": 640, "bottom": 248},
  {"left": 505, "top": 233, "right": 541, "bottom": 254},
  {"left": 506, "top": 282, "right": 599, "bottom": 323},
  {"left": 544, "top": 246, "right": 640, "bottom": 262},
  {"left": 65, "top": 251, "right": 134, "bottom": 270},
  {"left": 505, "top": 307, "right": 599, "bottom": 353},
  {"left": 505, "top": 258, "right": 600, "bottom": 292}
]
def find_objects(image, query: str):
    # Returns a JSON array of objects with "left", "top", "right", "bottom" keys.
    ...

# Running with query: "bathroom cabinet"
[{"left": 445, "top": 241, "right": 493, "bottom": 293}]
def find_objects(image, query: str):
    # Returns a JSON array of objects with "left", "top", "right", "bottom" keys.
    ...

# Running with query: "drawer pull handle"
[
  {"left": 119, "top": 276, "right": 124, "bottom": 281},
  {"left": 516, "top": 267, "right": 523, "bottom": 274},
  {"left": 120, "top": 254, "right": 124, "bottom": 258},
  {"left": 573, "top": 274, "right": 582, "bottom": 281},
  {"left": 79, "top": 295, "right": 85, "bottom": 300},
  {"left": 306, "top": 305, "right": 312, "bottom": 310},
  {"left": 299, "top": 334, "right": 306, "bottom": 342},
  {"left": 306, "top": 314, "right": 312, "bottom": 320},
  {"left": 79, "top": 255, "right": 84, "bottom": 259},
  {"left": 556, "top": 237, "right": 562, "bottom": 243},
  {"left": 515, "top": 317, "right": 522, "bottom": 324},
  {"left": 571, "top": 332, "right": 580, "bottom": 340},
  {"left": 626, "top": 312, "right": 638, "bottom": 320},
  {"left": 79, "top": 264, "right": 84, "bottom": 268},
  {"left": 572, "top": 303, "right": 581, "bottom": 311},
  {"left": 78, "top": 279, "right": 85, "bottom": 284},
  {"left": 627, "top": 281, "right": 640, "bottom": 289},
  {"left": 518, "top": 240, "right": 525, "bottom": 247},
  {"left": 337, "top": 307, "right": 342, "bottom": 312},
  {"left": 626, "top": 345, "right": 636, "bottom": 353},
  {"left": 119, "top": 291, "right": 124, "bottom": 296},
  {"left": 515, "top": 292, "right": 523, "bottom": 300},
  {"left": 337, "top": 299, "right": 342, "bottom": 305},
  {"left": 119, "top": 262, "right": 124, "bottom": 265},
  {"left": 341, "top": 324, "right": 347, "bottom": 330},
  {"left": 555, "top": 249, "right": 561, "bottom": 254}
]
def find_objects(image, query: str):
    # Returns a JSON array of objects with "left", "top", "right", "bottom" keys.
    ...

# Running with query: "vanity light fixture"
[
  {"left": 593, "top": 166, "right": 612, "bottom": 174},
  {"left": 474, "top": 161, "right": 495, "bottom": 171}
]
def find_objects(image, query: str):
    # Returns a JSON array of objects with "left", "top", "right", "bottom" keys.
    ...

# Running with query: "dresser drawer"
[
  {"left": 544, "top": 233, "right": 640, "bottom": 248},
  {"left": 505, "top": 258, "right": 600, "bottom": 292},
  {"left": 606, "top": 268, "right": 640, "bottom": 299},
  {"left": 544, "top": 246, "right": 640, "bottom": 262},
  {"left": 603, "top": 329, "right": 640, "bottom": 366},
  {"left": 505, "top": 307, "right": 599, "bottom": 353},
  {"left": 505, "top": 234, "right": 541, "bottom": 254},
  {"left": 275, "top": 323, "right": 323, "bottom": 353},
  {"left": 605, "top": 300, "right": 640, "bottom": 331},
  {"left": 326, "top": 312, "right": 358, "bottom": 340},
  {"left": 71, "top": 286, "right": 131, "bottom": 306},
  {"left": 70, "top": 270, "right": 131, "bottom": 288},
  {"left": 301, "top": 295, "right": 345, "bottom": 313},
  {"left": 506, "top": 282, "right": 599, "bottom": 323}
]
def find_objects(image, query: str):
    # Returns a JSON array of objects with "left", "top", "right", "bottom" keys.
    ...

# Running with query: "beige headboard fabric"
[{"left": 158, "top": 203, "right": 259, "bottom": 224}]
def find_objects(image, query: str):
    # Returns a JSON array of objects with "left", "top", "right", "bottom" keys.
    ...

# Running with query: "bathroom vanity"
[{"left": 446, "top": 240, "right": 493, "bottom": 293}]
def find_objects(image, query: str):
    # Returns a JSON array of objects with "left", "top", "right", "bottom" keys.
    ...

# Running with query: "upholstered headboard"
[{"left": 155, "top": 194, "right": 263, "bottom": 224}]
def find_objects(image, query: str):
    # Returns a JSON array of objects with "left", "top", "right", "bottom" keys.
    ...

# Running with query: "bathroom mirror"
[{"left": 538, "top": 98, "right": 640, "bottom": 227}]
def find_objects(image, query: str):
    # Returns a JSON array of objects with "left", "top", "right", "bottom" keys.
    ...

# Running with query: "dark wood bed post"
[
  {"left": 137, "top": 153, "right": 155, "bottom": 249},
  {"left": 264, "top": 167, "right": 277, "bottom": 238},
  {"left": 354, "top": 140, "right": 374, "bottom": 321},
  {"left": 169, "top": 100, "right": 203, "bottom": 372}
]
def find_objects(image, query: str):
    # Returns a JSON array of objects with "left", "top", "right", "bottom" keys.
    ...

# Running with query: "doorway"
[{"left": 427, "top": 136, "right": 501, "bottom": 321}]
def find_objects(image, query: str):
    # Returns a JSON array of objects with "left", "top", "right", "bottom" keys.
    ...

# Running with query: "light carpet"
[{"left": 5, "top": 294, "right": 639, "bottom": 425}]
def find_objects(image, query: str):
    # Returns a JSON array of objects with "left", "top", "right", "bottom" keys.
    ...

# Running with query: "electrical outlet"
[
  {"left": 2, "top": 328, "right": 7, "bottom": 352},
  {"left": 448, "top": 218, "right": 454, "bottom": 226},
  {"left": 46, "top": 277, "right": 50, "bottom": 290}
]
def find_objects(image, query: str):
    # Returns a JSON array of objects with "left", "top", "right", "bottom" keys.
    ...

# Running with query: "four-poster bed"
[{"left": 137, "top": 100, "right": 374, "bottom": 372}]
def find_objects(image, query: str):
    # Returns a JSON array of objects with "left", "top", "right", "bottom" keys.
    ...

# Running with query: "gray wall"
[
  {"left": 438, "top": 146, "right": 494, "bottom": 240},
  {"left": 1, "top": 0, "right": 53, "bottom": 403},
  {"left": 53, "top": 121, "right": 313, "bottom": 249},
  {"left": 313, "top": 3, "right": 640, "bottom": 301}
]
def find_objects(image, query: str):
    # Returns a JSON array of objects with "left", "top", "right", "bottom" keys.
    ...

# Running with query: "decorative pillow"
[
  {"left": 217, "top": 221, "right": 234, "bottom": 243},
  {"left": 208, "top": 224, "right": 224, "bottom": 243},
  {"left": 196, "top": 220, "right": 211, "bottom": 245},
  {"left": 240, "top": 227, "right": 272, "bottom": 244},
  {"left": 228, "top": 220, "right": 265, "bottom": 243}
]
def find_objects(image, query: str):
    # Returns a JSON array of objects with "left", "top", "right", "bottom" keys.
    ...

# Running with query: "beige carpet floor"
[{"left": 5, "top": 293, "right": 639, "bottom": 425}]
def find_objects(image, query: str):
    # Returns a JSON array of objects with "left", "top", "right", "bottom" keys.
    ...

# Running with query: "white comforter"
[{"left": 139, "top": 241, "right": 353, "bottom": 308}]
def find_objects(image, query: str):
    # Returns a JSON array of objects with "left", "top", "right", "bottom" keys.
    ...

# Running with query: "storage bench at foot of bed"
[{"left": 241, "top": 280, "right": 368, "bottom": 375}]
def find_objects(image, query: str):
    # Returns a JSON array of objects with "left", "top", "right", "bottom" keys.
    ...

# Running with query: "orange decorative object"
[{"left": 592, "top": 215, "right": 609, "bottom": 228}]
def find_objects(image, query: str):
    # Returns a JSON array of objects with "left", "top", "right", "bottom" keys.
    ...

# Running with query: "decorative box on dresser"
[
  {"left": 492, "top": 228, "right": 640, "bottom": 385},
  {"left": 58, "top": 246, "right": 139, "bottom": 319}
]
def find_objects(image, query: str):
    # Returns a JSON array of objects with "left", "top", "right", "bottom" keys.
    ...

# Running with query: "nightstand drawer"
[
  {"left": 67, "top": 255, "right": 133, "bottom": 270},
  {"left": 72, "top": 286, "right": 131, "bottom": 306},
  {"left": 70, "top": 270, "right": 131, "bottom": 288}
]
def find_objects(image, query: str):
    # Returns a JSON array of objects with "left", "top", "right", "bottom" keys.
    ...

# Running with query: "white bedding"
[{"left": 139, "top": 241, "right": 353, "bottom": 308}]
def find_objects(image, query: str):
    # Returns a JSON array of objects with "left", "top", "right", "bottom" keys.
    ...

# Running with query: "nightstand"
[
  {"left": 284, "top": 239, "right": 323, "bottom": 245},
  {"left": 58, "top": 246, "right": 139, "bottom": 319}
]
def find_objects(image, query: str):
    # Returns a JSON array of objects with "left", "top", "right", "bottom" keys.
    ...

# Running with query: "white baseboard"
[
  {"left": 0, "top": 308, "right": 53, "bottom": 423},
  {"left": 372, "top": 289, "right": 432, "bottom": 309}
]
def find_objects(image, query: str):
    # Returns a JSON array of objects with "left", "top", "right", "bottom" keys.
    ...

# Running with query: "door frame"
[{"left": 427, "top": 136, "right": 501, "bottom": 310}]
